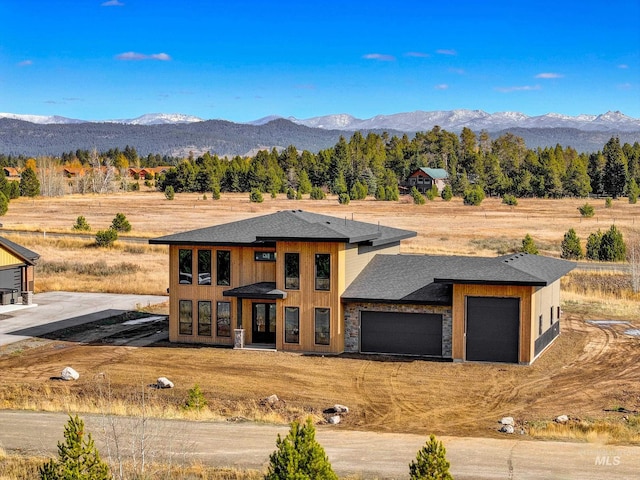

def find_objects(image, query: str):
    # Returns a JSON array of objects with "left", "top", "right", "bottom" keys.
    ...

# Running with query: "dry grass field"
[{"left": 0, "top": 191, "right": 639, "bottom": 444}]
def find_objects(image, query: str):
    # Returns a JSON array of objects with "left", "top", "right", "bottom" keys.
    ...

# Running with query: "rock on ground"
[
  {"left": 157, "top": 377, "right": 174, "bottom": 389},
  {"left": 61, "top": 367, "right": 79, "bottom": 381}
]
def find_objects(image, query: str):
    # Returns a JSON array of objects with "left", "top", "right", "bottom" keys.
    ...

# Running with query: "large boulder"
[
  {"left": 262, "top": 394, "right": 279, "bottom": 406},
  {"left": 327, "top": 415, "right": 341, "bottom": 425},
  {"left": 157, "top": 377, "right": 174, "bottom": 389},
  {"left": 555, "top": 414, "right": 569, "bottom": 424},
  {"left": 61, "top": 367, "right": 79, "bottom": 381},
  {"left": 500, "top": 416, "right": 514, "bottom": 426},
  {"left": 500, "top": 424, "right": 515, "bottom": 434}
]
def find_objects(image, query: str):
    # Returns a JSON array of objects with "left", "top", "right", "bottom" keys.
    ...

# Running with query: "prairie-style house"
[{"left": 150, "top": 210, "right": 574, "bottom": 364}]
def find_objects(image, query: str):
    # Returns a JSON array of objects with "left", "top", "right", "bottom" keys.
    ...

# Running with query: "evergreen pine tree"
[
  {"left": 586, "top": 230, "right": 603, "bottom": 260},
  {"left": 19, "top": 166, "right": 41, "bottom": 197},
  {"left": 411, "top": 186, "right": 426, "bottom": 204},
  {"left": 39, "top": 414, "right": 111, "bottom": 480},
  {"left": 298, "top": 170, "right": 312, "bottom": 194},
  {"left": 602, "top": 136, "right": 628, "bottom": 199},
  {"left": 409, "top": 434, "right": 453, "bottom": 480},
  {"left": 0, "top": 191, "right": 8, "bottom": 216},
  {"left": 440, "top": 185, "right": 453, "bottom": 201},
  {"left": 628, "top": 178, "right": 639, "bottom": 204},
  {"left": 521, "top": 234, "right": 539, "bottom": 254},
  {"left": 561, "top": 228, "right": 583, "bottom": 260},
  {"left": 264, "top": 417, "right": 338, "bottom": 480},
  {"left": 599, "top": 224, "right": 626, "bottom": 261},
  {"left": 111, "top": 213, "right": 131, "bottom": 232}
]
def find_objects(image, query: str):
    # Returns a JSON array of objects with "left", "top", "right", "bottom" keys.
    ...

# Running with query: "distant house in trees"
[
  {"left": 63, "top": 167, "right": 87, "bottom": 178},
  {"left": 404, "top": 168, "right": 449, "bottom": 193},
  {"left": 3, "top": 167, "right": 20, "bottom": 179}
]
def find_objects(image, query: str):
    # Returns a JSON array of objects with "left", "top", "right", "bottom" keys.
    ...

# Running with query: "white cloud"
[
  {"left": 115, "top": 52, "right": 171, "bottom": 61},
  {"left": 449, "top": 68, "right": 465, "bottom": 75},
  {"left": 18, "top": 60, "right": 33, "bottom": 66},
  {"left": 101, "top": 0, "right": 124, "bottom": 6},
  {"left": 535, "top": 72, "right": 564, "bottom": 79},
  {"left": 436, "top": 49, "right": 457, "bottom": 56},
  {"left": 405, "top": 51, "right": 430, "bottom": 58},
  {"left": 362, "top": 53, "right": 396, "bottom": 61},
  {"left": 618, "top": 64, "right": 629, "bottom": 69},
  {"left": 434, "top": 84, "right": 449, "bottom": 90},
  {"left": 495, "top": 85, "right": 541, "bottom": 93}
]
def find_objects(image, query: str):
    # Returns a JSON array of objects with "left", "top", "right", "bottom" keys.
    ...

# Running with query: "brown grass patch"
[{"left": 528, "top": 416, "right": 640, "bottom": 444}]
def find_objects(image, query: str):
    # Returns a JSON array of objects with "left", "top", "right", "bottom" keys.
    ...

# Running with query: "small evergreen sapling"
[
  {"left": 521, "top": 234, "right": 539, "bottom": 254},
  {"left": 411, "top": 187, "right": 426, "bottom": 205},
  {"left": 561, "top": 228, "right": 583, "bottom": 260},
  {"left": 111, "top": 213, "right": 131, "bottom": 232},
  {"left": 39, "top": 414, "right": 111, "bottom": 480},
  {"left": 264, "top": 417, "right": 338, "bottom": 480},
  {"left": 72, "top": 216, "right": 91, "bottom": 231},
  {"left": 409, "top": 434, "right": 453, "bottom": 480}
]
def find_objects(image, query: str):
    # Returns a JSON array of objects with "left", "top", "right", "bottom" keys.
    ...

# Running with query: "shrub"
[
  {"left": 502, "top": 194, "right": 518, "bottom": 206},
  {"left": 578, "top": 203, "right": 594, "bottom": 218},
  {"left": 561, "top": 228, "right": 583, "bottom": 260},
  {"left": 7, "top": 181, "right": 20, "bottom": 199},
  {"left": 286, "top": 187, "right": 296, "bottom": 200},
  {"left": 184, "top": 384, "right": 207, "bottom": 411},
  {"left": 605, "top": 197, "right": 612, "bottom": 208},
  {"left": 129, "top": 182, "right": 140, "bottom": 192},
  {"left": 350, "top": 181, "right": 368, "bottom": 200},
  {"left": 521, "top": 233, "right": 539, "bottom": 254},
  {"left": 72, "top": 216, "right": 91, "bottom": 232},
  {"left": 249, "top": 189, "right": 264, "bottom": 203},
  {"left": 295, "top": 190, "right": 302, "bottom": 200},
  {"left": 265, "top": 418, "right": 338, "bottom": 480},
  {"left": 586, "top": 230, "right": 603, "bottom": 260},
  {"left": 409, "top": 434, "right": 453, "bottom": 480},
  {"left": 270, "top": 189, "right": 277, "bottom": 199},
  {"left": 463, "top": 185, "right": 485, "bottom": 206},
  {"left": 309, "top": 186, "right": 326, "bottom": 200},
  {"left": 111, "top": 212, "right": 131, "bottom": 232},
  {"left": 425, "top": 185, "right": 438, "bottom": 201},
  {"left": 164, "top": 185, "right": 175, "bottom": 200},
  {"left": 599, "top": 224, "right": 626, "bottom": 261},
  {"left": 385, "top": 185, "right": 399, "bottom": 201},
  {"left": 0, "top": 191, "right": 8, "bottom": 216},
  {"left": 440, "top": 185, "right": 453, "bottom": 201},
  {"left": 338, "top": 193, "right": 350, "bottom": 205},
  {"left": 39, "top": 414, "right": 110, "bottom": 480},
  {"left": 211, "top": 185, "right": 221, "bottom": 200},
  {"left": 411, "top": 187, "right": 425, "bottom": 205},
  {"left": 95, "top": 229, "right": 118, "bottom": 247},
  {"left": 375, "top": 186, "right": 386, "bottom": 201}
]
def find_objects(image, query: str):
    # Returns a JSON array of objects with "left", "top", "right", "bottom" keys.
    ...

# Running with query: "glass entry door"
[{"left": 252, "top": 303, "right": 276, "bottom": 344}]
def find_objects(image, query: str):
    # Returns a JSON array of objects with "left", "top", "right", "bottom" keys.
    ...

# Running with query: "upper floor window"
[
  {"left": 198, "top": 250, "right": 211, "bottom": 285},
  {"left": 285, "top": 253, "right": 300, "bottom": 290},
  {"left": 255, "top": 251, "right": 276, "bottom": 262},
  {"left": 217, "top": 250, "right": 231, "bottom": 286},
  {"left": 179, "top": 249, "right": 192, "bottom": 284},
  {"left": 315, "top": 254, "right": 330, "bottom": 291}
]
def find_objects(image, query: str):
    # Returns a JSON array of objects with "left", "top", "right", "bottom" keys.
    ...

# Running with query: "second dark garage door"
[
  {"left": 466, "top": 296, "right": 520, "bottom": 363},
  {"left": 361, "top": 311, "right": 443, "bottom": 356}
]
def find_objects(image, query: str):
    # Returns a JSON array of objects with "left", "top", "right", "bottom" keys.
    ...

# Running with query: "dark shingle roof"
[
  {"left": 150, "top": 210, "right": 416, "bottom": 247},
  {"left": 0, "top": 236, "right": 40, "bottom": 265},
  {"left": 342, "top": 253, "right": 575, "bottom": 304}
]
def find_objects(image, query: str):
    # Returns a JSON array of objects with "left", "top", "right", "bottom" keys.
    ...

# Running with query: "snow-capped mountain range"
[{"left": 1, "top": 110, "right": 639, "bottom": 132}]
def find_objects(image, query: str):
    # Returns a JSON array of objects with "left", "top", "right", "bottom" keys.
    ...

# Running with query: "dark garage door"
[
  {"left": 466, "top": 296, "right": 519, "bottom": 363},
  {"left": 0, "top": 268, "right": 21, "bottom": 291},
  {"left": 361, "top": 311, "right": 443, "bottom": 356}
]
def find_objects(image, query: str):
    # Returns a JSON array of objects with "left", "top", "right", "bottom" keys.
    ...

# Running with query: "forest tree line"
[{"left": 1, "top": 127, "right": 639, "bottom": 200}]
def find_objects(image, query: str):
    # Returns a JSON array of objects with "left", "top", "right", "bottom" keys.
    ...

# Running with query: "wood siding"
[
  {"left": 274, "top": 241, "right": 345, "bottom": 354},
  {"left": 451, "top": 284, "right": 533, "bottom": 364},
  {"left": 343, "top": 243, "right": 400, "bottom": 287},
  {"left": 167, "top": 244, "right": 276, "bottom": 345},
  {"left": 530, "top": 279, "right": 562, "bottom": 361},
  {"left": 0, "top": 248, "right": 22, "bottom": 268}
]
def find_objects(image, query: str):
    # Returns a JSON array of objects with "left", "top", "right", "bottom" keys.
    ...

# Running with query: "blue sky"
[{"left": 1, "top": 0, "right": 638, "bottom": 121}]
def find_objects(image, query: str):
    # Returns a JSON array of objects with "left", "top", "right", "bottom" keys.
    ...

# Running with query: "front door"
[{"left": 252, "top": 303, "right": 276, "bottom": 344}]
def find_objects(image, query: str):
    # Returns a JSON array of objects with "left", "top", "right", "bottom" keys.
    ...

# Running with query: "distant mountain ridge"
[
  {"left": 2, "top": 109, "right": 639, "bottom": 132},
  {"left": 0, "top": 110, "right": 638, "bottom": 157}
]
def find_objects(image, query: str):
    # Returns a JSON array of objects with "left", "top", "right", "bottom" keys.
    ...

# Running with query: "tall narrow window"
[
  {"left": 539, "top": 314, "right": 543, "bottom": 336},
  {"left": 315, "top": 254, "right": 330, "bottom": 291},
  {"left": 284, "top": 307, "right": 300, "bottom": 344},
  {"left": 314, "top": 308, "right": 330, "bottom": 345},
  {"left": 198, "top": 301, "right": 212, "bottom": 336},
  {"left": 198, "top": 250, "right": 211, "bottom": 285},
  {"left": 550, "top": 306, "right": 554, "bottom": 325},
  {"left": 217, "top": 250, "right": 231, "bottom": 286},
  {"left": 178, "top": 249, "right": 192, "bottom": 284},
  {"left": 179, "top": 300, "right": 193, "bottom": 335},
  {"left": 284, "top": 253, "right": 300, "bottom": 290},
  {"left": 217, "top": 301, "right": 231, "bottom": 337}
]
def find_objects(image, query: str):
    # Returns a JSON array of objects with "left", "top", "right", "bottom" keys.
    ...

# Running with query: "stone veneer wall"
[{"left": 343, "top": 302, "right": 453, "bottom": 358}]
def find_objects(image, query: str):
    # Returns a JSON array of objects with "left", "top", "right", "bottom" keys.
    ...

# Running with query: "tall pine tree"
[{"left": 603, "top": 137, "right": 628, "bottom": 199}]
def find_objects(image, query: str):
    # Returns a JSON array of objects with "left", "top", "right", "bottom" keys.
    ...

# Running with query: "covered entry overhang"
[{"left": 223, "top": 283, "right": 286, "bottom": 347}]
